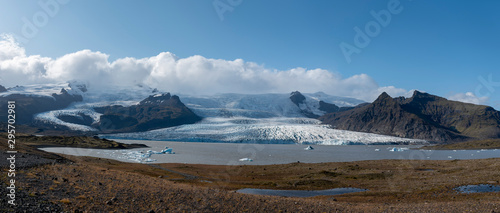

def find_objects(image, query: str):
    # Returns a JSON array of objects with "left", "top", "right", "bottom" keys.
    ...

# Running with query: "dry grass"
[{"left": 157, "top": 159, "right": 500, "bottom": 203}]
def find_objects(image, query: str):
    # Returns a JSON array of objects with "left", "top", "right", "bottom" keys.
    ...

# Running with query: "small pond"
[
  {"left": 236, "top": 187, "right": 367, "bottom": 197},
  {"left": 454, "top": 184, "right": 500, "bottom": 194}
]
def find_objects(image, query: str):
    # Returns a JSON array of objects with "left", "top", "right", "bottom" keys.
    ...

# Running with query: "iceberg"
[
  {"left": 239, "top": 158, "right": 253, "bottom": 162},
  {"left": 160, "top": 147, "right": 174, "bottom": 154},
  {"left": 146, "top": 147, "right": 174, "bottom": 154},
  {"left": 105, "top": 146, "right": 175, "bottom": 163},
  {"left": 304, "top": 145, "right": 314, "bottom": 150},
  {"left": 388, "top": 147, "right": 409, "bottom": 152}
]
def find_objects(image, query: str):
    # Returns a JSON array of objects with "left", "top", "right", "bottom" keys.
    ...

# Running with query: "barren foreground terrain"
[{"left": 1, "top": 136, "right": 499, "bottom": 212}]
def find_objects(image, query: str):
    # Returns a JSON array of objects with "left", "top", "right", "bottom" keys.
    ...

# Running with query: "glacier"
[
  {"left": 32, "top": 82, "right": 162, "bottom": 131},
  {"left": 103, "top": 117, "right": 427, "bottom": 145}
]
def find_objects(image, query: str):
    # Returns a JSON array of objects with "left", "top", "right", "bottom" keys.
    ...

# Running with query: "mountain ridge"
[
  {"left": 0, "top": 88, "right": 83, "bottom": 124},
  {"left": 319, "top": 91, "right": 500, "bottom": 143},
  {"left": 94, "top": 93, "right": 202, "bottom": 133}
]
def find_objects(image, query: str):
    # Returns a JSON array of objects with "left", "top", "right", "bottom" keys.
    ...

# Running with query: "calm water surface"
[
  {"left": 39, "top": 140, "right": 500, "bottom": 165},
  {"left": 455, "top": 184, "right": 500, "bottom": 194}
]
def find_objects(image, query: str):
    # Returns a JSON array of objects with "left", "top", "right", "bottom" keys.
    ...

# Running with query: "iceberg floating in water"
[
  {"left": 105, "top": 146, "right": 176, "bottom": 163},
  {"left": 239, "top": 158, "right": 253, "bottom": 162},
  {"left": 146, "top": 147, "right": 174, "bottom": 154},
  {"left": 160, "top": 147, "right": 174, "bottom": 154},
  {"left": 388, "top": 147, "right": 409, "bottom": 152},
  {"left": 304, "top": 145, "right": 314, "bottom": 150}
]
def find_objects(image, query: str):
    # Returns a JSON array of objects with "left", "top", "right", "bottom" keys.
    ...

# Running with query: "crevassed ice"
[{"left": 105, "top": 117, "right": 427, "bottom": 145}]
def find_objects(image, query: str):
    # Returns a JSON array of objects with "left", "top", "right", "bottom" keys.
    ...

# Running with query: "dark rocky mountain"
[
  {"left": 94, "top": 93, "right": 202, "bottom": 133},
  {"left": 289, "top": 91, "right": 317, "bottom": 118},
  {"left": 0, "top": 89, "right": 83, "bottom": 124},
  {"left": 289, "top": 91, "right": 306, "bottom": 106},
  {"left": 319, "top": 91, "right": 500, "bottom": 143},
  {"left": 0, "top": 85, "right": 7, "bottom": 93}
]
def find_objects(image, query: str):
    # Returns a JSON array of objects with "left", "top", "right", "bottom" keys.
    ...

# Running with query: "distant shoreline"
[{"left": 420, "top": 139, "right": 500, "bottom": 150}]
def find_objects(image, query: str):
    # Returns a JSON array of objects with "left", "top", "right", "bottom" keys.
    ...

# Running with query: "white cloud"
[
  {"left": 0, "top": 34, "right": 25, "bottom": 61},
  {"left": 0, "top": 34, "right": 411, "bottom": 102},
  {"left": 448, "top": 92, "right": 489, "bottom": 105}
]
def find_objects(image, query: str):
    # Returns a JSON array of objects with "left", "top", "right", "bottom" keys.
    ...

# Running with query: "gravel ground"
[
  {"left": 11, "top": 161, "right": 500, "bottom": 212},
  {"left": 0, "top": 153, "right": 64, "bottom": 212}
]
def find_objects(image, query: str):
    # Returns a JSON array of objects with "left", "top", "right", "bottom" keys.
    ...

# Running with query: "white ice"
[
  {"left": 388, "top": 147, "right": 410, "bottom": 152},
  {"left": 105, "top": 117, "right": 427, "bottom": 145}
]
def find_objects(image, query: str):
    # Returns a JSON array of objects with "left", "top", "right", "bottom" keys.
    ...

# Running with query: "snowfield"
[{"left": 180, "top": 92, "right": 364, "bottom": 118}]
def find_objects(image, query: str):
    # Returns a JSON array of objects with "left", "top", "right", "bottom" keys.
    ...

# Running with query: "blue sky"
[{"left": 0, "top": 0, "right": 499, "bottom": 106}]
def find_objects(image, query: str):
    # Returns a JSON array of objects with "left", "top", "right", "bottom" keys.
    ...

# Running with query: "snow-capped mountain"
[
  {"left": 179, "top": 91, "right": 365, "bottom": 118},
  {"left": 0, "top": 83, "right": 84, "bottom": 124},
  {"left": 1, "top": 82, "right": 427, "bottom": 145}
]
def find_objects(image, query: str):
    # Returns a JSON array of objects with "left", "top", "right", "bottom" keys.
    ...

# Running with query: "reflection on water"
[
  {"left": 236, "top": 188, "right": 368, "bottom": 197},
  {"left": 455, "top": 184, "right": 500, "bottom": 194}
]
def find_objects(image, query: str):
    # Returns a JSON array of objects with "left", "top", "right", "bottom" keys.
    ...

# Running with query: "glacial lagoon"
[{"left": 39, "top": 140, "right": 500, "bottom": 165}]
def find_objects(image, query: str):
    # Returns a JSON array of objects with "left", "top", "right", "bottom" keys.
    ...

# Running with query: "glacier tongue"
[{"left": 103, "top": 117, "right": 427, "bottom": 145}]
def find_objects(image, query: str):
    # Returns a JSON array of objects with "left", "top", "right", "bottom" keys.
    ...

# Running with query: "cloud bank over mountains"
[
  {"left": 0, "top": 34, "right": 486, "bottom": 104},
  {"left": 448, "top": 92, "right": 489, "bottom": 106}
]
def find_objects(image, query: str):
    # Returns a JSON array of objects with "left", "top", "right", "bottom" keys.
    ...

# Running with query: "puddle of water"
[
  {"left": 236, "top": 187, "right": 367, "bottom": 197},
  {"left": 454, "top": 184, "right": 500, "bottom": 194}
]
